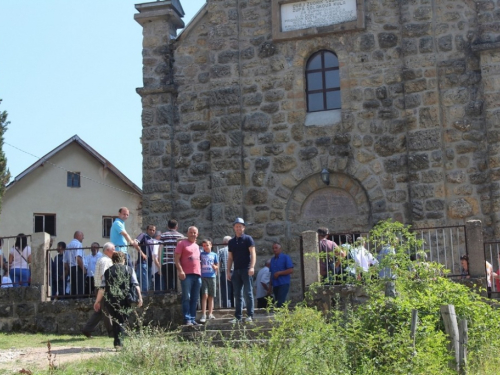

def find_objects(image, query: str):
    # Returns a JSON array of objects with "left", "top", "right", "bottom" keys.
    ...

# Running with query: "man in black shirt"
[{"left": 226, "top": 218, "right": 256, "bottom": 323}]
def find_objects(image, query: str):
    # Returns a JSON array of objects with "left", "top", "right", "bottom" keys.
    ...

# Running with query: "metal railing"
[
  {"left": 0, "top": 234, "right": 33, "bottom": 288},
  {"left": 213, "top": 244, "right": 233, "bottom": 309},
  {"left": 484, "top": 241, "right": 500, "bottom": 294},
  {"left": 300, "top": 225, "right": 468, "bottom": 287},
  {"left": 412, "top": 225, "right": 467, "bottom": 277},
  {"left": 46, "top": 241, "right": 182, "bottom": 299}
]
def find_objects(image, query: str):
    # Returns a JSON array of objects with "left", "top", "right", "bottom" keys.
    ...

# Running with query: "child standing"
[{"left": 200, "top": 239, "right": 218, "bottom": 323}]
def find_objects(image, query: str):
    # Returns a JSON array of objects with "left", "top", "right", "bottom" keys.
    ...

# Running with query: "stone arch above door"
[{"left": 285, "top": 172, "right": 371, "bottom": 236}]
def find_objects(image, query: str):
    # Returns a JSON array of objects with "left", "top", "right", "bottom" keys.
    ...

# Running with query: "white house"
[{"left": 0, "top": 135, "right": 142, "bottom": 255}]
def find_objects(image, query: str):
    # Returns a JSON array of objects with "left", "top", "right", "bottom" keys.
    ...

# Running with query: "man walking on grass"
[{"left": 82, "top": 242, "right": 115, "bottom": 338}]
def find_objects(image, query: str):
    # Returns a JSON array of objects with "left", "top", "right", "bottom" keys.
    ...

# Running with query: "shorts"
[{"left": 201, "top": 277, "right": 216, "bottom": 297}]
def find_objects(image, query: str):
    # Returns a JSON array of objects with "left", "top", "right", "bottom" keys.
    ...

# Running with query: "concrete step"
[
  {"left": 178, "top": 311, "right": 276, "bottom": 346},
  {"left": 195, "top": 307, "right": 273, "bottom": 320},
  {"left": 179, "top": 327, "right": 272, "bottom": 342},
  {"left": 208, "top": 338, "right": 270, "bottom": 347},
  {"left": 186, "top": 314, "right": 274, "bottom": 329}
]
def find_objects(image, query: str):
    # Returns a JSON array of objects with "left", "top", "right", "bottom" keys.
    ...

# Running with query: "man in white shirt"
[
  {"left": 256, "top": 259, "right": 271, "bottom": 308},
  {"left": 351, "top": 237, "right": 378, "bottom": 275},
  {"left": 82, "top": 242, "right": 115, "bottom": 338},
  {"left": 85, "top": 242, "right": 102, "bottom": 295},
  {"left": 64, "top": 231, "right": 86, "bottom": 296}
]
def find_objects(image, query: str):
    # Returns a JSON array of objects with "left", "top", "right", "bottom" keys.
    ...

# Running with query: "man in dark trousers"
[
  {"left": 81, "top": 242, "right": 115, "bottom": 338},
  {"left": 135, "top": 224, "right": 156, "bottom": 292},
  {"left": 270, "top": 243, "right": 294, "bottom": 307},
  {"left": 227, "top": 218, "right": 256, "bottom": 323}
]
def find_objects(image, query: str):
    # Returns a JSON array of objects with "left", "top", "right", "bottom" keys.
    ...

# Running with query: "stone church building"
[{"left": 133, "top": 0, "right": 500, "bottom": 296}]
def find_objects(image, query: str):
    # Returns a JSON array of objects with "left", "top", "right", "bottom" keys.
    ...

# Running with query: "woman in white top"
[{"left": 9, "top": 233, "right": 31, "bottom": 287}]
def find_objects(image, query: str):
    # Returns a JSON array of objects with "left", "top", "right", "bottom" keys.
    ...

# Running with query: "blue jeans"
[
  {"left": 231, "top": 268, "right": 254, "bottom": 320},
  {"left": 273, "top": 283, "right": 290, "bottom": 308},
  {"left": 136, "top": 262, "right": 152, "bottom": 292},
  {"left": 10, "top": 268, "right": 30, "bottom": 287},
  {"left": 180, "top": 274, "right": 201, "bottom": 323}
]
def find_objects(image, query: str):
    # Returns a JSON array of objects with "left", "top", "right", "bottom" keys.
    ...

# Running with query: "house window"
[
  {"left": 34, "top": 214, "right": 56, "bottom": 236},
  {"left": 305, "top": 50, "right": 341, "bottom": 112},
  {"left": 67, "top": 172, "right": 81, "bottom": 187},
  {"left": 103, "top": 216, "right": 118, "bottom": 238}
]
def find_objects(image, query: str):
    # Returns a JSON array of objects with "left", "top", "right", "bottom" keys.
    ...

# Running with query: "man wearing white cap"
[{"left": 226, "top": 218, "right": 256, "bottom": 323}]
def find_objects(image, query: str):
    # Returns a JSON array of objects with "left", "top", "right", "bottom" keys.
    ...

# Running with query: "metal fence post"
[{"left": 465, "top": 220, "right": 485, "bottom": 278}]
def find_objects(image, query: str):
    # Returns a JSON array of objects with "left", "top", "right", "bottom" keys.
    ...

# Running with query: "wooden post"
[
  {"left": 459, "top": 319, "right": 468, "bottom": 374},
  {"left": 410, "top": 309, "right": 418, "bottom": 354},
  {"left": 440, "top": 304, "right": 460, "bottom": 371}
]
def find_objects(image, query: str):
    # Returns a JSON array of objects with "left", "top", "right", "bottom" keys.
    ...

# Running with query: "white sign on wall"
[{"left": 281, "top": 0, "right": 358, "bottom": 32}]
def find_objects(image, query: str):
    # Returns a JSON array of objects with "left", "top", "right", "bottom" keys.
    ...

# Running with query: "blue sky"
[{"left": 0, "top": 0, "right": 206, "bottom": 188}]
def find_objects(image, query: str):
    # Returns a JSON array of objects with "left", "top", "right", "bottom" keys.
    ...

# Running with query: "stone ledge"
[
  {"left": 304, "top": 109, "right": 342, "bottom": 127},
  {"left": 471, "top": 41, "right": 500, "bottom": 52},
  {"left": 136, "top": 85, "right": 177, "bottom": 97}
]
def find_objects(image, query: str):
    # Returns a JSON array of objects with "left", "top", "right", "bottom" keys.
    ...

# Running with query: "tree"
[{"left": 0, "top": 99, "right": 10, "bottom": 213}]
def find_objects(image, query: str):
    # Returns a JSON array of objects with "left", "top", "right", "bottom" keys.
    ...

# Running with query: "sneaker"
[
  {"left": 245, "top": 316, "right": 253, "bottom": 323},
  {"left": 185, "top": 321, "right": 194, "bottom": 326},
  {"left": 208, "top": 314, "right": 216, "bottom": 320},
  {"left": 200, "top": 314, "right": 207, "bottom": 323},
  {"left": 191, "top": 320, "right": 200, "bottom": 326},
  {"left": 81, "top": 330, "right": 93, "bottom": 339},
  {"left": 229, "top": 318, "right": 242, "bottom": 324}
]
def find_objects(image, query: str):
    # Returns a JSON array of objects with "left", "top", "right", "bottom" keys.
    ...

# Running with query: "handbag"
[
  {"left": 125, "top": 265, "right": 139, "bottom": 307},
  {"left": 126, "top": 283, "right": 139, "bottom": 307}
]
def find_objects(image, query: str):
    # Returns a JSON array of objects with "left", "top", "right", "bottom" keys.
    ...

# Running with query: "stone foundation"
[{"left": 0, "top": 287, "right": 182, "bottom": 334}]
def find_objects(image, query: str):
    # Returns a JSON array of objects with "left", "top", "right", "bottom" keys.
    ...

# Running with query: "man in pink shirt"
[{"left": 174, "top": 226, "right": 201, "bottom": 325}]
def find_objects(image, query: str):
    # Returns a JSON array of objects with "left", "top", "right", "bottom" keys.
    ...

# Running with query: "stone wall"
[
  {"left": 0, "top": 287, "right": 182, "bottom": 334},
  {"left": 134, "top": 0, "right": 500, "bottom": 301}
]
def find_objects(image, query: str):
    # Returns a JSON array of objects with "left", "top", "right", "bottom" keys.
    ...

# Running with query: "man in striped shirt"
[
  {"left": 160, "top": 219, "right": 185, "bottom": 291},
  {"left": 81, "top": 242, "right": 115, "bottom": 338}
]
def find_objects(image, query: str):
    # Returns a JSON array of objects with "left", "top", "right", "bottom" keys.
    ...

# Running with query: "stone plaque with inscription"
[
  {"left": 301, "top": 188, "right": 357, "bottom": 219},
  {"left": 281, "top": 0, "right": 357, "bottom": 32}
]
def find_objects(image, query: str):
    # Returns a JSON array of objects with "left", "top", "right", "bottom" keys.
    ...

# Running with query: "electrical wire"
[{"left": 5, "top": 142, "right": 141, "bottom": 196}]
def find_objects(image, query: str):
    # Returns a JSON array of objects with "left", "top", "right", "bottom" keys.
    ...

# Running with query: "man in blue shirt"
[
  {"left": 269, "top": 243, "right": 294, "bottom": 308},
  {"left": 227, "top": 218, "right": 256, "bottom": 323},
  {"left": 110, "top": 207, "right": 142, "bottom": 266},
  {"left": 135, "top": 225, "right": 157, "bottom": 292}
]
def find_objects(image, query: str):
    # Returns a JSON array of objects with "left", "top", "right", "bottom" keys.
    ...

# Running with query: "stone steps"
[{"left": 178, "top": 308, "right": 276, "bottom": 347}]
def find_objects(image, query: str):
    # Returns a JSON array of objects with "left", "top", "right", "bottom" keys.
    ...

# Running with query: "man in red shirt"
[{"left": 174, "top": 226, "right": 201, "bottom": 325}]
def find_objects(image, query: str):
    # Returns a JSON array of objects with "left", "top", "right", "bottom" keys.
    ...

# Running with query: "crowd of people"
[
  {"left": 0, "top": 235, "right": 32, "bottom": 288},
  {"left": 72, "top": 208, "right": 296, "bottom": 347},
  {"left": 174, "top": 217, "right": 295, "bottom": 325}
]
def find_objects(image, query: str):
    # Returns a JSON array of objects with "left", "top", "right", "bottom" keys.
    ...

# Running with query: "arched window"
[{"left": 305, "top": 50, "right": 341, "bottom": 112}]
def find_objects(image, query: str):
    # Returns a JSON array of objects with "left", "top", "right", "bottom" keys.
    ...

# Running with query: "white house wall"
[{"left": 0, "top": 142, "right": 142, "bottom": 254}]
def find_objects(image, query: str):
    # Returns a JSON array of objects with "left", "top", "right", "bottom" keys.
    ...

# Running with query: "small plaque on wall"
[{"left": 272, "top": 0, "right": 365, "bottom": 41}]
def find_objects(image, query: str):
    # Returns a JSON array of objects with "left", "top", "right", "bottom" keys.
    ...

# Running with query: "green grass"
[{"left": 0, "top": 332, "right": 110, "bottom": 350}]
